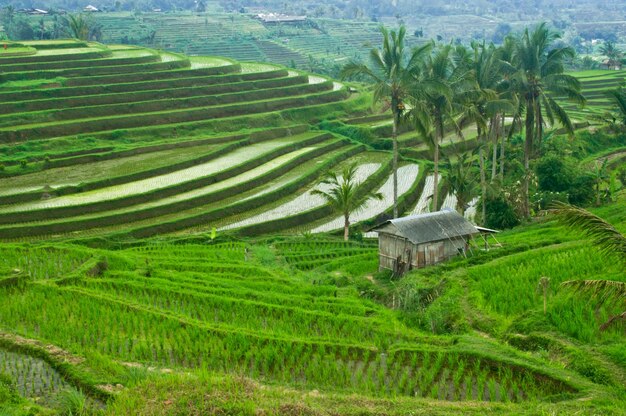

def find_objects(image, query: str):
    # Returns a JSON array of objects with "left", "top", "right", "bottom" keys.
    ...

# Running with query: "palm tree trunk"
[
  {"left": 343, "top": 214, "right": 350, "bottom": 241},
  {"left": 534, "top": 100, "right": 543, "bottom": 156},
  {"left": 432, "top": 113, "right": 442, "bottom": 211},
  {"left": 523, "top": 100, "right": 534, "bottom": 218},
  {"left": 392, "top": 107, "right": 399, "bottom": 218},
  {"left": 535, "top": 100, "right": 543, "bottom": 155},
  {"left": 491, "top": 114, "right": 500, "bottom": 181},
  {"left": 478, "top": 133, "right": 487, "bottom": 223},
  {"left": 501, "top": 113, "right": 517, "bottom": 180}
]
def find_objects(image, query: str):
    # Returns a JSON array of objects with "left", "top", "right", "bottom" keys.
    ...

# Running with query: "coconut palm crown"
[
  {"left": 312, "top": 164, "right": 383, "bottom": 241},
  {"left": 510, "top": 23, "right": 586, "bottom": 217},
  {"left": 341, "top": 26, "right": 431, "bottom": 218}
]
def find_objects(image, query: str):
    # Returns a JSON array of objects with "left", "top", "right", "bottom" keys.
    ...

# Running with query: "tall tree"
[
  {"left": 66, "top": 14, "right": 90, "bottom": 40},
  {"left": 494, "top": 35, "right": 522, "bottom": 181},
  {"left": 442, "top": 151, "right": 479, "bottom": 215},
  {"left": 342, "top": 26, "right": 431, "bottom": 218},
  {"left": 606, "top": 86, "right": 626, "bottom": 126},
  {"left": 1, "top": 6, "right": 15, "bottom": 38},
  {"left": 511, "top": 23, "right": 585, "bottom": 217},
  {"left": 312, "top": 164, "right": 383, "bottom": 241},
  {"left": 460, "top": 41, "right": 514, "bottom": 221},
  {"left": 407, "top": 44, "right": 467, "bottom": 211},
  {"left": 599, "top": 41, "right": 623, "bottom": 70}
]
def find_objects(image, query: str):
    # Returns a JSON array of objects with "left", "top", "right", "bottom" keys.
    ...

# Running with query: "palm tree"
[
  {"left": 66, "top": 14, "right": 90, "bottom": 40},
  {"left": 407, "top": 44, "right": 468, "bottom": 211},
  {"left": 590, "top": 159, "right": 609, "bottom": 206},
  {"left": 606, "top": 86, "right": 626, "bottom": 126},
  {"left": 341, "top": 26, "right": 431, "bottom": 218},
  {"left": 312, "top": 164, "right": 383, "bottom": 241},
  {"left": 1, "top": 5, "right": 15, "bottom": 38},
  {"left": 495, "top": 35, "right": 522, "bottom": 181},
  {"left": 460, "top": 41, "right": 515, "bottom": 220},
  {"left": 511, "top": 23, "right": 585, "bottom": 218},
  {"left": 554, "top": 202, "right": 626, "bottom": 260},
  {"left": 599, "top": 41, "right": 623, "bottom": 70},
  {"left": 554, "top": 202, "right": 626, "bottom": 330},
  {"left": 442, "top": 151, "right": 479, "bottom": 215}
]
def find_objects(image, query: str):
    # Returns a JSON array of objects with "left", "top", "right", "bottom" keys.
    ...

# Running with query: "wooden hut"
[{"left": 372, "top": 210, "right": 479, "bottom": 274}]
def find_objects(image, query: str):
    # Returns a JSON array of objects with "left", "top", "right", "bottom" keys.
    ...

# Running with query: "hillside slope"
[{"left": 0, "top": 196, "right": 625, "bottom": 415}]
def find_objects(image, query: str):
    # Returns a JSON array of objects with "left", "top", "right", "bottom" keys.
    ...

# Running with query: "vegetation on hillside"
[{"left": 0, "top": 11, "right": 624, "bottom": 416}]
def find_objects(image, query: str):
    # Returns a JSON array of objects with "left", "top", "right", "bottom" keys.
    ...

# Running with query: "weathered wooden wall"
[{"left": 378, "top": 234, "right": 468, "bottom": 272}]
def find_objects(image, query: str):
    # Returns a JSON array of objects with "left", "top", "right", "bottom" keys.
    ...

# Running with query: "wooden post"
[{"left": 538, "top": 276, "right": 550, "bottom": 315}]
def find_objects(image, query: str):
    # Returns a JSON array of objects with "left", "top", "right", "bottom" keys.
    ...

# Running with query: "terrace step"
[
  {"left": 2, "top": 75, "right": 307, "bottom": 115},
  {"left": 0, "top": 48, "right": 109, "bottom": 65},
  {"left": 0, "top": 67, "right": 288, "bottom": 102},
  {"left": 0, "top": 80, "right": 328, "bottom": 128},
  {"left": 0, "top": 87, "right": 347, "bottom": 143},
  {"left": 1, "top": 54, "right": 192, "bottom": 81},
  {"left": 0, "top": 139, "right": 352, "bottom": 237},
  {"left": 0, "top": 51, "right": 159, "bottom": 73},
  {"left": 63, "top": 59, "right": 239, "bottom": 87}
]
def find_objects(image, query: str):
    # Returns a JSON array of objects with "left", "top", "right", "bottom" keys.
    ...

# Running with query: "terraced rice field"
[
  {"left": 0, "top": 348, "right": 74, "bottom": 407},
  {"left": 560, "top": 70, "right": 626, "bottom": 120},
  {"left": 92, "top": 13, "right": 412, "bottom": 69},
  {"left": 311, "top": 164, "right": 421, "bottom": 233},
  {"left": 411, "top": 174, "right": 436, "bottom": 215},
  {"left": 0, "top": 242, "right": 581, "bottom": 406},
  {"left": 0, "top": 40, "right": 431, "bottom": 240},
  {"left": 220, "top": 161, "right": 383, "bottom": 231}
]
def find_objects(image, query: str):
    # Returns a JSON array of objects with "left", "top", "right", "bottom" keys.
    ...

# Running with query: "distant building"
[
  {"left": 602, "top": 59, "right": 622, "bottom": 70},
  {"left": 17, "top": 8, "right": 48, "bottom": 15},
  {"left": 83, "top": 5, "right": 100, "bottom": 12},
  {"left": 372, "top": 210, "right": 480, "bottom": 274},
  {"left": 255, "top": 13, "right": 307, "bottom": 24}
]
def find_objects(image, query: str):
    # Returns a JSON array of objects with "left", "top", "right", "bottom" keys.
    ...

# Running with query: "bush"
[
  {"left": 568, "top": 173, "right": 595, "bottom": 205},
  {"left": 535, "top": 154, "right": 575, "bottom": 192},
  {"left": 531, "top": 190, "right": 568, "bottom": 211},
  {"left": 484, "top": 196, "right": 520, "bottom": 229}
]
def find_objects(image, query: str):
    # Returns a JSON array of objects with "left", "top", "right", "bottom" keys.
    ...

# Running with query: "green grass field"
[{"left": 0, "top": 195, "right": 624, "bottom": 414}]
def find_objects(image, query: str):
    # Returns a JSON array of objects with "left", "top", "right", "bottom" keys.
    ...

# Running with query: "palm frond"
[
  {"left": 552, "top": 201, "right": 626, "bottom": 261},
  {"left": 607, "top": 88, "right": 626, "bottom": 123},
  {"left": 561, "top": 279, "right": 626, "bottom": 331},
  {"left": 561, "top": 280, "right": 626, "bottom": 306}
]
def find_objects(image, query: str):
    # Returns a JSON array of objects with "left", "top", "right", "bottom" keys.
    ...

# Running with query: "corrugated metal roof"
[{"left": 373, "top": 209, "right": 478, "bottom": 245}]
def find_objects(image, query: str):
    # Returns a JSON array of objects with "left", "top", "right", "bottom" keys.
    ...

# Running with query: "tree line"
[
  {"left": 0, "top": 6, "right": 103, "bottom": 41},
  {"left": 341, "top": 23, "right": 625, "bottom": 227}
]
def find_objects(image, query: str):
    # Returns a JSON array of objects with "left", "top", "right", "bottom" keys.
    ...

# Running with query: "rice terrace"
[{"left": 0, "top": 1, "right": 625, "bottom": 415}]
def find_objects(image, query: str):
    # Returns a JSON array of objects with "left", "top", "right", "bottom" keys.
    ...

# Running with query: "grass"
[
  {"left": 0, "top": 222, "right": 623, "bottom": 413},
  {"left": 0, "top": 238, "right": 596, "bottom": 408}
]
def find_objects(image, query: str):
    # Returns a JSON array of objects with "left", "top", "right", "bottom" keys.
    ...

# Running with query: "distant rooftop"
[{"left": 255, "top": 13, "right": 307, "bottom": 23}]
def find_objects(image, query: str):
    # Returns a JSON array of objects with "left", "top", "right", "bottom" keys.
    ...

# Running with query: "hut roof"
[{"left": 372, "top": 209, "right": 479, "bottom": 245}]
